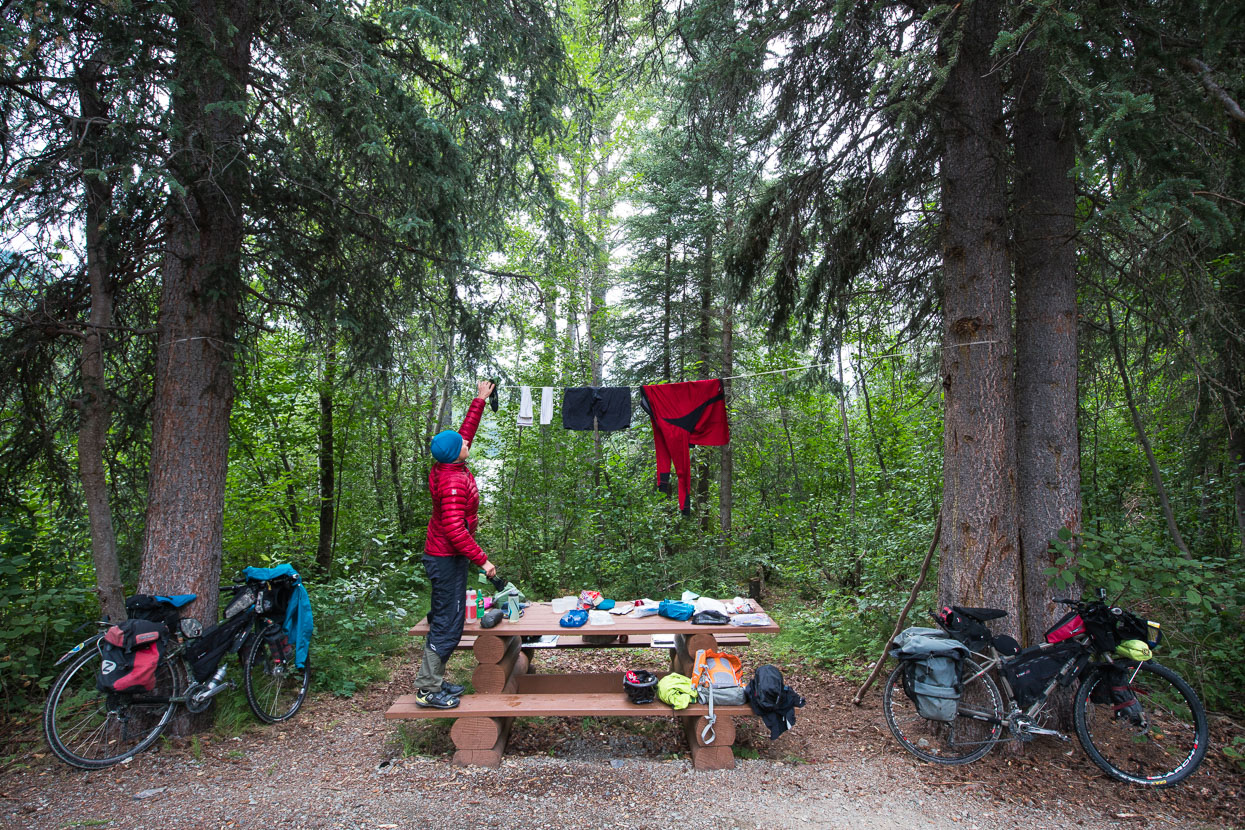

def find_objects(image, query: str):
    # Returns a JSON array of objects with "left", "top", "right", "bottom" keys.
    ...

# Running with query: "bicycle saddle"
[{"left": 952, "top": 605, "right": 1007, "bottom": 622}]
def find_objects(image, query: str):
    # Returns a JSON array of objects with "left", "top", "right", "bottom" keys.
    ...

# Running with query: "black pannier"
[
  {"left": 1089, "top": 665, "right": 1144, "bottom": 725},
  {"left": 1002, "top": 643, "right": 1078, "bottom": 709}
]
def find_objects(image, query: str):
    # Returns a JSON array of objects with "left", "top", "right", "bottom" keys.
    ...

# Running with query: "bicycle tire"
[
  {"left": 883, "top": 657, "right": 1004, "bottom": 765},
  {"left": 43, "top": 642, "right": 183, "bottom": 769},
  {"left": 242, "top": 625, "right": 310, "bottom": 723},
  {"left": 1073, "top": 660, "right": 1208, "bottom": 788}
]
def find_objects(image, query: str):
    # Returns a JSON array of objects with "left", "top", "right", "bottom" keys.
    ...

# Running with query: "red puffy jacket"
[{"left": 424, "top": 397, "right": 487, "bottom": 565}]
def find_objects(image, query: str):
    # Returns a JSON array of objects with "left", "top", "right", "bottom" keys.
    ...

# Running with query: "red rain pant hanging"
[{"left": 640, "top": 379, "right": 730, "bottom": 515}]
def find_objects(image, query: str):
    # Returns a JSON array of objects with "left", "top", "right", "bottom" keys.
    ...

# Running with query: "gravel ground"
[{"left": 3, "top": 645, "right": 1238, "bottom": 830}]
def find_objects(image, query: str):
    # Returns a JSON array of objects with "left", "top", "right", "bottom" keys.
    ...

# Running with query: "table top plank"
[{"left": 407, "top": 600, "right": 778, "bottom": 637}]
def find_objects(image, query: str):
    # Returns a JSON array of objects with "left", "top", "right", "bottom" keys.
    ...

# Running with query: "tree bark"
[
  {"left": 936, "top": 0, "right": 1021, "bottom": 634},
  {"left": 75, "top": 54, "right": 126, "bottom": 623},
  {"left": 139, "top": 1, "right": 256, "bottom": 630},
  {"left": 1013, "top": 51, "right": 1082, "bottom": 645},
  {"left": 316, "top": 337, "right": 336, "bottom": 574}
]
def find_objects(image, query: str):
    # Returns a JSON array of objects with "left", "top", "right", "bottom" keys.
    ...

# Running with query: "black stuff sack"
[
  {"left": 183, "top": 612, "right": 252, "bottom": 682},
  {"left": 745, "top": 664, "right": 805, "bottom": 740},
  {"left": 96, "top": 619, "right": 167, "bottom": 693},
  {"left": 1001, "top": 644, "right": 1078, "bottom": 710}
]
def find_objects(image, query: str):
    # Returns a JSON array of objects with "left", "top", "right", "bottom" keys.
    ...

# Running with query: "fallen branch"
[{"left": 852, "top": 513, "right": 941, "bottom": 704}]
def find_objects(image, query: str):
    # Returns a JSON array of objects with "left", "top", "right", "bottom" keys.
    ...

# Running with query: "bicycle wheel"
[
  {"left": 43, "top": 642, "right": 183, "bottom": 769},
  {"left": 883, "top": 657, "right": 1004, "bottom": 764},
  {"left": 243, "top": 625, "right": 310, "bottom": 723},
  {"left": 1073, "top": 660, "right": 1208, "bottom": 787}
]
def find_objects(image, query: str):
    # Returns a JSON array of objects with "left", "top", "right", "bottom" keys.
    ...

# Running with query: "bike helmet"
[{"left": 624, "top": 669, "right": 659, "bottom": 704}]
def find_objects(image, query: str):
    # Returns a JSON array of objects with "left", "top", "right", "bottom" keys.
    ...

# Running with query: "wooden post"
[
  {"left": 682, "top": 717, "right": 735, "bottom": 769},
  {"left": 473, "top": 634, "right": 519, "bottom": 665}
]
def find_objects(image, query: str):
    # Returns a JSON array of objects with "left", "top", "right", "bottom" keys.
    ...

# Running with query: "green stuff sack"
[
  {"left": 657, "top": 672, "right": 697, "bottom": 710},
  {"left": 1115, "top": 639, "right": 1153, "bottom": 662}
]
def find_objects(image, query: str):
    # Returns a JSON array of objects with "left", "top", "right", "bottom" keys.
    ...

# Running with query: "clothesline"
[
  {"left": 161, "top": 333, "right": 999, "bottom": 389},
  {"left": 493, "top": 340, "right": 1000, "bottom": 389}
]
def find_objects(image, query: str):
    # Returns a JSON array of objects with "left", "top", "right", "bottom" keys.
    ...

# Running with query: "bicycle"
[
  {"left": 882, "top": 591, "right": 1209, "bottom": 788},
  {"left": 42, "top": 572, "right": 312, "bottom": 769}
]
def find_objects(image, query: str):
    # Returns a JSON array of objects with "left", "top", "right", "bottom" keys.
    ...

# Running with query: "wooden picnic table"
[{"left": 388, "top": 600, "right": 780, "bottom": 769}]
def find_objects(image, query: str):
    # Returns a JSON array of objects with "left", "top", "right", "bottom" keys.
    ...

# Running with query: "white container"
[{"left": 551, "top": 596, "right": 577, "bottom": 614}]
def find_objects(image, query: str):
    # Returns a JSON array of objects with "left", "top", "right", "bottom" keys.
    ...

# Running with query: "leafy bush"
[
  {"left": 0, "top": 518, "right": 96, "bottom": 712},
  {"left": 308, "top": 566, "right": 428, "bottom": 697},
  {"left": 1047, "top": 525, "right": 1245, "bottom": 714}
]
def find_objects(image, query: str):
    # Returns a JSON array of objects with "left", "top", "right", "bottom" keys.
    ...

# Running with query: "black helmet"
[{"left": 624, "top": 669, "right": 658, "bottom": 704}]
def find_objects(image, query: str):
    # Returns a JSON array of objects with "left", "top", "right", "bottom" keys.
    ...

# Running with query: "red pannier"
[{"left": 96, "top": 619, "right": 167, "bottom": 693}]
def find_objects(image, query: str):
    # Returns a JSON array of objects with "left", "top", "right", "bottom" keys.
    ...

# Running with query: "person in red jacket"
[{"left": 414, "top": 380, "right": 498, "bottom": 709}]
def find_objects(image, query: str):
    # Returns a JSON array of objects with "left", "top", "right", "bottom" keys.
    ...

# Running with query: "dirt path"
[{"left": 4, "top": 644, "right": 1239, "bottom": 830}]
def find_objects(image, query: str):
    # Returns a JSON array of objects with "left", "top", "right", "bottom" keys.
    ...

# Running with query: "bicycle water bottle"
[
  {"left": 466, "top": 590, "right": 477, "bottom": 621},
  {"left": 205, "top": 664, "right": 227, "bottom": 690}
]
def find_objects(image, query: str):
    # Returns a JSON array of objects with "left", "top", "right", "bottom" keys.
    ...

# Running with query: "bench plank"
[{"left": 385, "top": 692, "right": 753, "bottom": 720}]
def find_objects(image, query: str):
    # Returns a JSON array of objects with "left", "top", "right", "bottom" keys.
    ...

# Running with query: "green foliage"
[
  {"left": 0, "top": 515, "right": 96, "bottom": 711},
  {"left": 310, "top": 569, "right": 428, "bottom": 698},
  {"left": 1224, "top": 737, "right": 1245, "bottom": 773},
  {"left": 1047, "top": 525, "right": 1245, "bottom": 712}
]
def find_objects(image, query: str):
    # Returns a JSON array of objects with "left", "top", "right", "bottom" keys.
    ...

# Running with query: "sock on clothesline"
[
  {"left": 518, "top": 386, "right": 534, "bottom": 426},
  {"left": 540, "top": 387, "right": 554, "bottom": 425}
]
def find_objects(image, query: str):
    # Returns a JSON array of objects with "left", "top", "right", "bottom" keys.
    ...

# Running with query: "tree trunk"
[
  {"left": 139, "top": 1, "right": 256, "bottom": 631},
  {"left": 836, "top": 345, "right": 860, "bottom": 587},
  {"left": 663, "top": 233, "right": 673, "bottom": 382},
  {"left": 856, "top": 356, "right": 889, "bottom": 479},
  {"left": 387, "top": 409, "right": 407, "bottom": 533},
  {"left": 936, "top": 0, "right": 1021, "bottom": 633},
  {"left": 1013, "top": 51, "right": 1082, "bottom": 645},
  {"left": 1231, "top": 427, "right": 1245, "bottom": 555},
  {"left": 317, "top": 338, "right": 336, "bottom": 574},
  {"left": 75, "top": 54, "right": 126, "bottom": 623},
  {"left": 720, "top": 303, "right": 733, "bottom": 541},
  {"left": 1105, "top": 303, "right": 1191, "bottom": 558}
]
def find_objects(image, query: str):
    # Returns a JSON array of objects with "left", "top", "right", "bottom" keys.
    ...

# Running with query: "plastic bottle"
[
  {"left": 466, "top": 590, "right": 477, "bottom": 620},
  {"left": 475, "top": 589, "right": 485, "bottom": 620}
]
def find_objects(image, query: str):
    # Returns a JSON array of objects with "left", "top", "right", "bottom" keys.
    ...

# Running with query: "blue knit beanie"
[{"left": 430, "top": 430, "right": 464, "bottom": 463}]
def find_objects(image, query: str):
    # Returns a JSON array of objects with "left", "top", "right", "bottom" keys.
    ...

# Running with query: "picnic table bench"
[{"left": 387, "top": 601, "right": 780, "bottom": 769}]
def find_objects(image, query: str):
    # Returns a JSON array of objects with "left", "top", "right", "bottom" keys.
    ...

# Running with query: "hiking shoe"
[
  {"left": 414, "top": 689, "right": 460, "bottom": 709},
  {"left": 441, "top": 681, "right": 466, "bottom": 697}
]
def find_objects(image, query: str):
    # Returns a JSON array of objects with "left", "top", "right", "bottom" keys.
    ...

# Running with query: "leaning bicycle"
[
  {"left": 882, "top": 591, "right": 1208, "bottom": 788},
  {"left": 43, "top": 569, "right": 312, "bottom": 769}
]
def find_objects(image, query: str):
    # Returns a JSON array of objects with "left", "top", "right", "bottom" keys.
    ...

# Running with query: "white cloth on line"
[
  {"left": 540, "top": 387, "right": 554, "bottom": 425},
  {"left": 518, "top": 386, "right": 534, "bottom": 426}
]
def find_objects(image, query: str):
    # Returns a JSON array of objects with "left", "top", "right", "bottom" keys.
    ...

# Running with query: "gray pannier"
[{"left": 890, "top": 627, "right": 969, "bottom": 722}]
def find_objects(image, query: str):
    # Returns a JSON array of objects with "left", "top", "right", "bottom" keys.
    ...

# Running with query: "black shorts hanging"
[{"left": 561, "top": 387, "right": 631, "bottom": 431}]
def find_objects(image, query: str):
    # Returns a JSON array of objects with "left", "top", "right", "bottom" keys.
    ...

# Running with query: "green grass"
[{"left": 392, "top": 720, "right": 453, "bottom": 757}]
